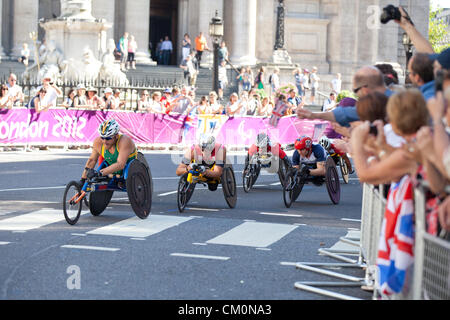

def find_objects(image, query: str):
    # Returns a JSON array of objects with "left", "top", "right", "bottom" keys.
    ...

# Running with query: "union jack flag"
[{"left": 376, "top": 175, "right": 415, "bottom": 296}]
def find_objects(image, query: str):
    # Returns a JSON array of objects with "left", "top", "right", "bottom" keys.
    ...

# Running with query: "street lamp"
[
  {"left": 402, "top": 32, "right": 413, "bottom": 81},
  {"left": 209, "top": 10, "right": 223, "bottom": 94}
]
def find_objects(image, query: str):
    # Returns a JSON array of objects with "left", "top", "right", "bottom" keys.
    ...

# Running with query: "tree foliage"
[{"left": 429, "top": 6, "right": 450, "bottom": 53}]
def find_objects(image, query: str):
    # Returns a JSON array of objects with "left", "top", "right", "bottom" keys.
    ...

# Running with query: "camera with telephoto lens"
[{"left": 380, "top": 5, "right": 413, "bottom": 25}]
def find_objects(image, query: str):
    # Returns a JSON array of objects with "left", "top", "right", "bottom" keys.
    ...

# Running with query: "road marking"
[
  {"left": 206, "top": 221, "right": 297, "bottom": 248},
  {"left": 61, "top": 245, "right": 120, "bottom": 252},
  {"left": 186, "top": 207, "right": 220, "bottom": 212},
  {"left": 293, "top": 223, "right": 307, "bottom": 226},
  {"left": 280, "top": 261, "right": 298, "bottom": 266},
  {"left": 71, "top": 233, "right": 86, "bottom": 237},
  {"left": 0, "top": 209, "right": 82, "bottom": 231},
  {"left": 0, "top": 241, "right": 10, "bottom": 245},
  {"left": 192, "top": 242, "right": 207, "bottom": 246},
  {"left": 158, "top": 190, "right": 178, "bottom": 197},
  {"left": 341, "top": 218, "right": 361, "bottom": 222},
  {"left": 0, "top": 186, "right": 65, "bottom": 192},
  {"left": 170, "top": 253, "right": 230, "bottom": 261},
  {"left": 270, "top": 182, "right": 282, "bottom": 186},
  {"left": 130, "top": 238, "right": 146, "bottom": 241},
  {"left": 87, "top": 214, "right": 193, "bottom": 238},
  {"left": 256, "top": 247, "right": 271, "bottom": 251},
  {"left": 259, "top": 212, "right": 303, "bottom": 218}
]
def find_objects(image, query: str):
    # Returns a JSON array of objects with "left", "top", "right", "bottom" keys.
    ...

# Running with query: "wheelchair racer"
[
  {"left": 292, "top": 136, "right": 327, "bottom": 184},
  {"left": 246, "top": 132, "right": 289, "bottom": 168},
  {"left": 79, "top": 118, "right": 138, "bottom": 185},
  {"left": 176, "top": 134, "right": 226, "bottom": 191},
  {"left": 319, "top": 136, "right": 353, "bottom": 174}
]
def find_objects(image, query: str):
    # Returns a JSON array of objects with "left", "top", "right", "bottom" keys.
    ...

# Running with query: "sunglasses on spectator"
[{"left": 353, "top": 84, "right": 368, "bottom": 94}]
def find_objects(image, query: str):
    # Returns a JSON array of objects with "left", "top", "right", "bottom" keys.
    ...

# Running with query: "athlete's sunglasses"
[{"left": 101, "top": 136, "right": 113, "bottom": 141}]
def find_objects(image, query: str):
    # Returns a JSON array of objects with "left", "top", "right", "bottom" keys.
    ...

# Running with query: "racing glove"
[{"left": 301, "top": 166, "right": 310, "bottom": 176}]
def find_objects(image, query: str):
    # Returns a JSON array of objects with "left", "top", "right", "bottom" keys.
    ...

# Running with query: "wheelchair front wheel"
[{"left": 63, "top": 181, "right": 83, "bottom": 225}]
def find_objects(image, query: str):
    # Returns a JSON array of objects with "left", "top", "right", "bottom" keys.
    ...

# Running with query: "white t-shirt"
[
  {"left": 384, "top": 124, "right": 406, "bottom": 147},
  {"left": 331, "top": 78, "right": 341, "bottom": 93},
  {"left": 310, "top": 73, "right": 319, "bottom": 89},
  {"left": 40, "top": 86, "right": 58, "bottom": 108}
]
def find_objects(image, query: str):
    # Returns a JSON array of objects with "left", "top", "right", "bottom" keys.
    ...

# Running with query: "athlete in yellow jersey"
[{"left": 79, "top": 119, "right": 137, "bottom": 184}]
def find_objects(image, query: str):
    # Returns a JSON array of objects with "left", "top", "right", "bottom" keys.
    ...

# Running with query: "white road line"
[
  {"left": 280, "top": 261, "right": 298, "bottom": 266},
  {"left": 186, "top": 207, "right": 220, "bottom": 212},
  {"left": 158, "top": 191, "right": 178, "bottom": 197},
  {"left": 260, "top": 212, "right": 303, "bottom": 218},
  {"left": 0, "top": 209, "right": 79, "bottom": 231},
  {"left": 293, "top": 223, "right": 307, "bottom": 226},
  {"left": 130, "top": 238, "right": 146, "bottom": 241},
  {"left": 270, "top": 182, "right": 282, "bottom": 186},
  {"left": 256, "top": 247, "right": 271, "bottom": 251},
  {"left": 192, "top": 242, "right": 207, "bottom": 246},
  {"left": 170, "top": 253, "right": 230, "bottom": 261},
  {"left": 0, "top": 241, "right": 10, "bottom": 245},
  {"left": 0, "top": 186, "right": 65, "bottom": 192},
  {"left": 341, "top": 218, "right": 361, "bottom": 222},
  {"left": 206, "top": 221, "right": 298, "bottom": 248},
  {"left": 71, "top": 233, "right": 86, "bottom": 237},
  {"left": 61, "top": 245, "right": 120, "bottom": 252},
  {"left": 87, "top": 214, "right": 193, "bottom": 238}
]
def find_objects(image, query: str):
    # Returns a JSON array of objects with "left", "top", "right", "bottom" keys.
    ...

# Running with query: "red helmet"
[{"left": 295, "top": 136, "right": 312, "bottom": 151}]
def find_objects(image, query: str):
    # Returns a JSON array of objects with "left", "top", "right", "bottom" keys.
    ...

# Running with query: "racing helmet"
[
  {"left": 256, "top": 132, "right": 270, "bottom": 149},
  {"left": 319, "top": 136, "right": 331, "bottom": 150},
  {"left": 294, "top": 136, "right": 312, "bottom": 151},
  {"left": 98, "top": 119, "right": 120, "bottom": 139},
  {"left": 199, "top": 134, "right": 216, "bottom": 152}
]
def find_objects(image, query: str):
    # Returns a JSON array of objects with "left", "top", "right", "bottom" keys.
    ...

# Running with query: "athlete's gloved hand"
[
  {"left": 197, "top": 165, "right": 206, "bottom": 174},
  {"left": 78, "top": 178, "right": 86, "bottom": 187},
  {"left": 86, "top": 168, "right": 100, "bottom": 179},
  {"left": 301, "top": 166, "right": 310, "bottom": 176}
]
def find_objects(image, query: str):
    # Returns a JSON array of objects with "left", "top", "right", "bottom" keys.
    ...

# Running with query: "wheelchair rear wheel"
[
  {"left": 126, "top": 160, "right": 152, "bottom": 219},
  {"left": 325, "top": 157, "right": 341, "bottom": 204},
  {"left": 222, "top": 165, "right": 237, "bottom": 208}
]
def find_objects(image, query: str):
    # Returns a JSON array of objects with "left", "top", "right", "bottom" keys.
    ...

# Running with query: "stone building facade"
[{"left": 1, "top": 0, "right": 430, "bottom": 85}]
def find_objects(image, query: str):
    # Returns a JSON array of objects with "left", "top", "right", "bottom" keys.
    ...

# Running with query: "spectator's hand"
[
  {"left": 416, "top": 126, "right": 434, "bottom": 156},
  {"left": 373, "top": 120, "right": 388, "bottom": 152},
  {"left": 333, "top": 139, "right": 352, "bottom": 154},
  {"left": 350, "top": 121, "right": 370, "bottom": 146},
  {"left": 395, "top": 6, "right": 413, "bottom": 29},
  {"left": 427, "top": 92, "right": 445, "bottom": 124},
  {"left": 331, "top": 122, "right": 351, "bottom": 138},
  {"left": 296, "top": 108, "right": 312, "bottom": 120},
  {"left": 438, "top": 195, "right": 450, "bottom": 231}
]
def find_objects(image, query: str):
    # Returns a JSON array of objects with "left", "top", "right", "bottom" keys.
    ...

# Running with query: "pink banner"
[{"left": 0, "top": 109, "right": 337, "bottom": 146}]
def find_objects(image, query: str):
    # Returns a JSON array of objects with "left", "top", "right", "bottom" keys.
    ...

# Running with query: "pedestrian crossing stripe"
[{"left": 86, "top": 214, "right": 193, "bottom": 238}]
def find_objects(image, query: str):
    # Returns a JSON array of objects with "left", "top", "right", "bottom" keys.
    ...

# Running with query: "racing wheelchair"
[
  {"left": 177, "top": 162, "right": 237, "bottom": 213},
  {"left": 242, "top": 148, "right": 290, "bottom": 193},
  {"left": 329, "top": 152, "right": 350, "bottom": 184},
  {"left": 282, "top": 156, "right": 340, "bottom": 208},
  {"left": 63, "top": 152, "right": 153, "bottom": 225}
]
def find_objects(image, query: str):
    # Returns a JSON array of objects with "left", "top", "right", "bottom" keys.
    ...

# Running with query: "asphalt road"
[{"left": 0, "top": 150, "right": 372, "bottom": 300}]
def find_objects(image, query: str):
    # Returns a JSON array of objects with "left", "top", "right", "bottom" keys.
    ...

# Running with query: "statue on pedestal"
[
  {"left": 60, "top": 0, "right": 95, "bottom": 20},
  {"left": 99, "top": 39, "right": 129, "bottom": 85}
]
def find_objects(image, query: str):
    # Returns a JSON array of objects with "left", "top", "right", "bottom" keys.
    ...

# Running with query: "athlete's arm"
[
  {"left": 204, "top": 147, "right": 225, "bottom": 179},
  {"left": 310, "top": 161, "right": 326, "bottom": 176},
  {"left": 99, "top": 135, "right": 135, "bottom": 176},
  {"left": 81, "top": 138, "right": 102, "bottom": 179},
  {"left": 176, "top": 148, "right": 192, "bottom": 176}
]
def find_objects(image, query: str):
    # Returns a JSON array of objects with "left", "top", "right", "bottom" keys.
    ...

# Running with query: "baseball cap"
[
  {"left": 164, "top": 88, "right": 172, "bottom": 93},
  {"left": 429, "top": 48, "right": 450, "bottom": 70}
]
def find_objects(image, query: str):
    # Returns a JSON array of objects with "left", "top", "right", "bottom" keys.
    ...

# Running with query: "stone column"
[
  {"left": 123, "top": 0, "right": 155, "bottom": 65},
  {"left": 0, "top": 0, "right": 5, "bottom": 59},
  {"left": 92, "top": 0, "right": 115, "bottom": 41},
  {"left": 224, "top": 0, "right": 257, "bottom": 66},
  {"left": 11, "top": 0, "right": 39, "bottom": 58}
]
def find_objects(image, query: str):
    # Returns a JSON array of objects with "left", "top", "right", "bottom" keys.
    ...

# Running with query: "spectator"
[
  {"left": 310, "top": 66, "right": 320, "bottom": 104},
  {"left": 254, "top": 66, "right": 266, "bottom": 90},
  {"left": 237, "top": 91, "right": 249, "bottom": 116},
  {"left": 40, "top": 76, "right": 62, "bottom": 109},
  {"left": 236, "top": 68, "right": 245, "bottom": 95},
  {"left": 0, "top": 84, "right": 13, "bottom": 109},
  {"left": 297, "top": 65, "right": 392, "bottom": 127},
  {"left": 86, "top": 87, "right": 103, "bottom": 110},
  {"left": 293, "top": 68, "right": 304, "bottom": 97},
  {"left": 408, "top": 53, "right": 435, "bottom": 101},
  {"left": 375, "top": 63, "right": 399, "bottom": 88},
  {"left": 429, "top": 47, "right": 450, "bottom": 75},
  {"left": 350, "top": 89, "right": 428, "bottom": 185},
  {"left": 28, "top": 87, "right": 47, "bottom": 113},
  {"left": 111, "top": 89, "right": 125, "bottom": 110},
  {"left": 138, "top": 90, "right": 151, "bottom": 112},
  {"left": 269, "top": 67, "right": 280, "bottom": 96},
  {"left": 330, "top": 73, "right": 342, "bottom": 94},
  {"left": 243, "top": 67, "right": 253, "bottom": 92},
  {"left": 195, "top": 31, "right": 209, "bottom": 66},
  {"left": 257, "top": 96, "right": 273, "bottom": 117},
  {"left": 301, "top": 69, "right": 310, "bottom": 97},
  {"left": 322, "top": 92, "right": 337, "bottom": 112},
  {"left": 149, "top": 91, "right": 165, "bottom": 114},
  {"left": 119, "top": 31, "right": 129, "bottom": 71},
  {"left": 218, "top": 60, "right": 228, "bottom": 101},
  {"left": 182, "top": 33, "right": 192, "bottom": 62},
  {"left": 19, "top": 43, "right": 30, "bottom": 67},
  {"left": 155, "top": 38, "right": 163, "bottom": 65},
  {"left": 247, "top": 92, "right": 261, "bottom": 116},
  {"left": 287, "top": 88, "right": 303, "bottom": 114},
  {"left": 62, "top": 88, "right": 76, "bottom": 108},
  {"left": 188, "top": 51, "right": 199, "bottom": 87},
  {"left": 218, "top": 40, "right": 228, "bottom": 63},
  {"left": 6, "top": 73, "right": 24, "bottom": 106},
  {"left": 100, "top": 87, "right": 113, "bottom": 110},
  {"left": 160, "top": 88, "right": 173, "bottom": 113},
  {"left": 171, "top": 86, "right": 193, "bottom": 114},
  {"left": 127, "top": 35, "right": 137, "bottom": 70},
  {"left": 195, "top": 96, "right": 210, "bottom": 115},
  {"left": 209, "top": 91, "right": 223, "bottom": 115},
  {"left": 180, "top": 54, "right": 191, "bottom": 84},
  {"left": 226, "top": 93, "right": 241, "bottom": 117},
  {"left": 180, "top": 53, "right": 198, "bottom": 87},
  {"left": 74, "top": 84, "right": 87, "bottom": 108},
  {"left": 161, "top": 36, "right": 173, "bottom": 65}
]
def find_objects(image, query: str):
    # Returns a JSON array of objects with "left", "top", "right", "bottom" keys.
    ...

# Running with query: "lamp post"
[
  {"left": 209, "top": 10, "right": 224, "bottom": 94},
  {"left": 402, "top": 32, "right": 413, "bottom": 81}
]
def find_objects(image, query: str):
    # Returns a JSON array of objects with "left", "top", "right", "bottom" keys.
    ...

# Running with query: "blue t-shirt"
[
  {"left": 292, "top": 144, "right": 327, "bottom": 166},
  {"left": 420, "top": 80, "right": 435, "bottom": 101}
]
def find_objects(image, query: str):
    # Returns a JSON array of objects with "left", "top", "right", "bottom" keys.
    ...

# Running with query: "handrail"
[{"left": 225, "top": 58, "right": 240, "bottom": 75}]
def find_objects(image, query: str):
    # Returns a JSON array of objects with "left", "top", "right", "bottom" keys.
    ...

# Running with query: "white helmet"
[
  {"left": 319, "top": 136, "right": 331, "bottom": 150},
  {"left": 256, "top": 132, "right": 270, "bottom": 149},
  {"left": 98, "top": 119, "right": 120, "bottom": 139},
  {"left": 199, "top": 134, "right": 216, "bottom": 152}
]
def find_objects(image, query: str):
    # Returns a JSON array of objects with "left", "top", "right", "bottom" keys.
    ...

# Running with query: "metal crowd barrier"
[{"left": 294, "top": 181, "right": 449, "bottom": 300}]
